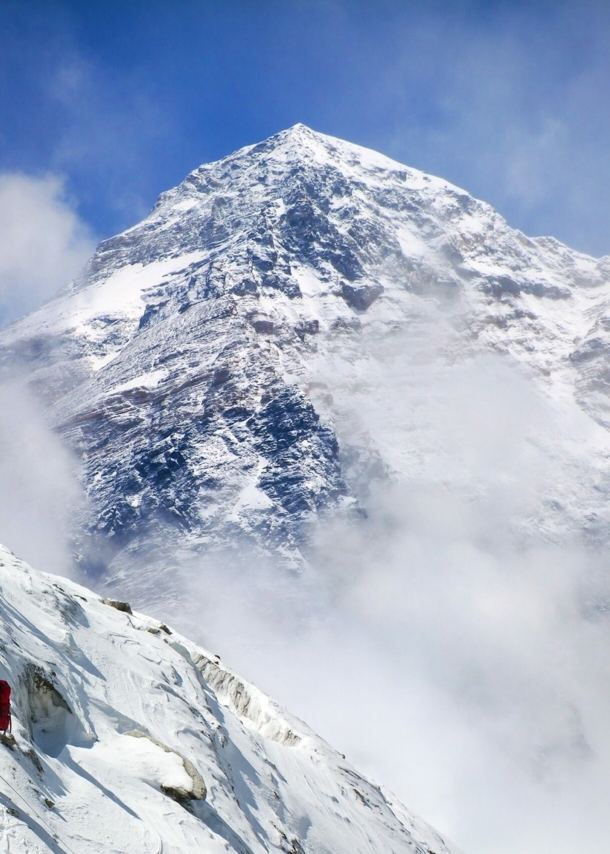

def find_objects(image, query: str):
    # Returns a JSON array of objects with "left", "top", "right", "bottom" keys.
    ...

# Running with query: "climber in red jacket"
[{"left": 0, "top": 681, "right": 11, "bottom": 733}]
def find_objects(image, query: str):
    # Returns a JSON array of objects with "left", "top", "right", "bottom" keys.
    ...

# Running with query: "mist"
[
  {"left": 158, "top": 340, "right": 610, "bottom": 854},
  {"left": 0, "top": 172, "right": 95, "bottom": 327},
  {"left": 0, "top": 186, "right": 606, "bottom": 850},
  {"left": 0, "top": 382, "right": 83, "bottom": 578},
  {"left": 1, "top": 322, "right": 608, "bottom": 852}
]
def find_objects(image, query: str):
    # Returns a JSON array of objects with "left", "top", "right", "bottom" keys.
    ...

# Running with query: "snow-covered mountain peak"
[
  {"left": 178, "top": 121, "right": 423, "bottom": 185},
  {"left": 2, "top": 126, "right": 610, "bottom": 598}
]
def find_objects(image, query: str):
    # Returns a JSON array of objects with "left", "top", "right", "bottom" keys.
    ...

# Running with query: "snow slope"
[
  {"left": 0, "top": 542, "right": 458, "bottom": 854},
  {"left": 2, "top": 124, "right": 610, "bottom": 603}
]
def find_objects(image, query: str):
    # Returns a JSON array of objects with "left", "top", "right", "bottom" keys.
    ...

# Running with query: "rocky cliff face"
[{"left": 2, "top": 124, "right": 610, "bottom": 604}]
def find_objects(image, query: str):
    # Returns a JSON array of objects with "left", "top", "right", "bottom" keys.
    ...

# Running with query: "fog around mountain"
[{"left": 2, "top": 126, "right": 610, "bottom": 851}]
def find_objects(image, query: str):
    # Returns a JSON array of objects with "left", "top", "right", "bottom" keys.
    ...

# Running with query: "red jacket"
[{"left": 0, "top": 680, "right": 11, "bottom": 731}]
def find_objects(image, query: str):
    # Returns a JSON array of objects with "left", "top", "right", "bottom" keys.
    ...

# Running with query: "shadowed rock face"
[{"left": 1, "top": 123, "right": 610, "bottom": 601}]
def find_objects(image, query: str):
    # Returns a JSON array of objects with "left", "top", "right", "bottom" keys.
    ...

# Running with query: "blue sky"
[{"left": 1, "top": 0, "right": 610, "bottom": 262}]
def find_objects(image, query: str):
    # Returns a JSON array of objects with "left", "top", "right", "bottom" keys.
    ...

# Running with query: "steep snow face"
[
  {"left": 0, "top": 543, "right": 457, "bottom": 854},
  {"left": 2, "top": 124, "right": 610, "bottom": 594}
]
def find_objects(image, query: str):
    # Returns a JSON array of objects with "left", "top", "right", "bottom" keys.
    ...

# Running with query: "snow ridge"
[{"left": 0, "top": 543, "right": 457, "bottom": 854}]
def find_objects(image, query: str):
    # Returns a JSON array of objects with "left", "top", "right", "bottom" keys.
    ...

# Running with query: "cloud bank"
[
  {"left": 155, "top": 345, "right": 610, "bottom": 854},
  {"left": 0, "top": 382, "right": 83, "bottom": 577},
  {"left": 0, "top": 173, "right": 91, "bottom": 568},
  {"left": 0, "top": 172, "right": 95, "bottom": 326}
]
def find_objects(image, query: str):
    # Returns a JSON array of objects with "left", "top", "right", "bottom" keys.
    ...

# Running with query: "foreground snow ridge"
[{"left": 0, "top": 544, "right": 457, "bottom": 854}]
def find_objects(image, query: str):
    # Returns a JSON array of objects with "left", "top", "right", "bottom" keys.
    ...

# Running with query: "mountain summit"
[{"left": 2, "top": 125, "right": 610, "bottom": 605}]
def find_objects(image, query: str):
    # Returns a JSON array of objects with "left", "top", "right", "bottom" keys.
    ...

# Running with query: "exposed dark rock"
[
  {"left": 294, "top": 319, "right": 319, "bottom": 339},
  {"left": 251, "top": 319, "right": 275, "bottom": 334},
  {"left": 341, "top": 281, "right": 384, "bottom": 311},
  {"left": 101, "top": 598, "right": 133, "bottom": 614}
]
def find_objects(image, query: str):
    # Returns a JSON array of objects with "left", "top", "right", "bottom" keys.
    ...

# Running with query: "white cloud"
[
  {"left": 0, "top": 382, "right": 83, "bottom": 577},
  {"left": 153, "top": 346, "right": 610, "bottom": 854},
  {"left": 0, "top": 172, "right": 95, "bottom": 326}
]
